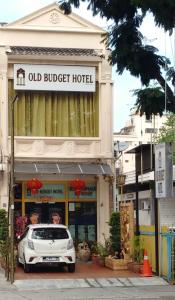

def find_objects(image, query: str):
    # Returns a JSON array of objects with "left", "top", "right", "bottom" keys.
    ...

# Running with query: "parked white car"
[{"left": 17, "top": 224, "right": 76, "bottom": 273}]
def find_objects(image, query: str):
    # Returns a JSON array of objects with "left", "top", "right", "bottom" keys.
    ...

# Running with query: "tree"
[
  {"left": 59, "top": 0, "right": 175, "bottom": 115},
  {"left": 155, "top": 114, "right": 175, "bottom": 163},
  {"left": 109, "top": 212, "right": 121, "bottom": 255},
  {"left": 156, "top": 114, "right": 175, "bottom": 143}
]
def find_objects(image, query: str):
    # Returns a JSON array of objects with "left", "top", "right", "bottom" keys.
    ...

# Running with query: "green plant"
[
  {"left": 132, "top": 236, "right": 144, "bottom": 263},
  {"left": 93, "top": 234, "right": 110, "bottom": 258},
  {"left": 0, "top": 209, "right": 8, "bottom": 241},
  {"left": 96, "top": 242, "right": 109, "bottom": 258},
  {"left": 109, "top": 212, "right": 121, "bottom": 255},
  {"left": 0, "top": 209, "right": 9, "bottom": 271}
]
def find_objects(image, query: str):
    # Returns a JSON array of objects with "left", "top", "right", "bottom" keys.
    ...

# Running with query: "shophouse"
[{"left": 0, "top": 2, "right": 114, "bottom": 243}]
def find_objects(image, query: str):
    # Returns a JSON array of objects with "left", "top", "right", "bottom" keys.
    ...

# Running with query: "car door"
[{"left": 18, "top": 227, "right": 29, "bottom": 261}]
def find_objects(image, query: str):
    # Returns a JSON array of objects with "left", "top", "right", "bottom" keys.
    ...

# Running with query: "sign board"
[
  {"left": 68, "top": 183, "right": 96, "bottom": 199},
  {"left": 26, "top": 184, "right": 65, "bottom": 200},
  {"left": 155, "top": 143, "right": 173, "bottom": 198},
  {"left": 14, "top": 64, "right": 96, "bottom": 92}
]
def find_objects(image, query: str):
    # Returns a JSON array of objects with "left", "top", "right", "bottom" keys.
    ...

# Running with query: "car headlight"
[
  {"left": 67, "top": 239, "right": 74, "bottom": 250},
  {"left": 28, "top": 239, "right": 35, "bottom": 250}
]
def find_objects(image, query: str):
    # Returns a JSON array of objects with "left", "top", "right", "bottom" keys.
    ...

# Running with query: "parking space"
[{"left": 15, "top": 261, "right": 138, "bottom": 280}]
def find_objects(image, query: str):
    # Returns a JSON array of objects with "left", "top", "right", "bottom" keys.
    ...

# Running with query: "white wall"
[{"left": 159, "top": 188, "right": 175, "bottom": 228}]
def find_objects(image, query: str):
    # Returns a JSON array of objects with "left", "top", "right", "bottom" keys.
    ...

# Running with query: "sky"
[{"left": 0, "top": 0, "right": 174, "bottom": 132}]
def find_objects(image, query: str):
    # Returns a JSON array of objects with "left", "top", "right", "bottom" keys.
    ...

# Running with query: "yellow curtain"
[{"left": 8, "top": 80, "right": 99, "bottom": 137}]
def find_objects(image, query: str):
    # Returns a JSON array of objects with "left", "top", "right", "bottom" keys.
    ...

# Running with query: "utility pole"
[{"left": 9, "top": 95, "right": 18, "bottom": 284}]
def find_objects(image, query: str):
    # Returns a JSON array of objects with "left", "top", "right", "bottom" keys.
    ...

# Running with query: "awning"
[{"left": 14, "top": 162, "right": 113, "bottom": 176}]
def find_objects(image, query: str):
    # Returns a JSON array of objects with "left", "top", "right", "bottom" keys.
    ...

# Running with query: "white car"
[{"left": 17, "top": 224, "right": 76, "bottom": 273}]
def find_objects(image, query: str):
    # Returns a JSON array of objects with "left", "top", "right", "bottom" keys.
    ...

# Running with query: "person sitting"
[
  {"left": 30, "top": 212, "right": 39, "bottom": 224},
  {"left": 51, "top": 212, "right": 61, "bottom": 224}
]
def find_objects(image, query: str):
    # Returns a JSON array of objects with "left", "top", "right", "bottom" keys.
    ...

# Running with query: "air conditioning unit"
[{"left": 141, "top": 200, "right": 150, "bottom": 211}]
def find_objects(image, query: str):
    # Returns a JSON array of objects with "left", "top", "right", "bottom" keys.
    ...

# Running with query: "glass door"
[
  {"left": 25, "top": 202, "right": 65, "bottom": 224},
  {"left": 68, "top": 202, "right": 97, "bottom": 244}
]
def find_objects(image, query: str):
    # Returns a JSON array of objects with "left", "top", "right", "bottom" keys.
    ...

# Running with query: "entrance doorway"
[
  {"left": 69, "top": 202, "right": 97, "bottom": 243},
  {"left": 25, "top": 202, "right": 65, "bottom": 224}
]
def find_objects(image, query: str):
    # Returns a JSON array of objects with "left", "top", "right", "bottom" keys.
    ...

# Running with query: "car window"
[
  {"left": 19, "top": 227, "right": 29, "bottom": 241},
  {"left": 31, "top": 228, "right": 69, "bottom": 240}
]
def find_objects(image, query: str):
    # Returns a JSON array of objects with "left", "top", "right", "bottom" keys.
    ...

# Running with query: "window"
[
  {"left": 31, "top": 228, "right": 69, "bottom": 240},
  {"left": 145, "top": 128, "right": 158, "bottom": 133},
  {"left": 8, "top": 80, "right": 99, "bottom": 137},
  {"left": 145, "top": 115, "right": 152, "bottom": 122}
]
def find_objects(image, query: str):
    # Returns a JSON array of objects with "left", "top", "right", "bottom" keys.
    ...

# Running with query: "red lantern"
[
  {"left": 27, "top": 178, "right": 43, "bottom": 195},
  {"left": 70, "top": 179, "right": 86, "bottom": 197}
]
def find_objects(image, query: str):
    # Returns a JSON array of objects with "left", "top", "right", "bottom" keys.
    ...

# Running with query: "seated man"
[
  {"left": 51, "top": 212, "right": 61, "bottom": 224},
  {"left": 30, "top": 212, "right": 39, "bottom": 224}
]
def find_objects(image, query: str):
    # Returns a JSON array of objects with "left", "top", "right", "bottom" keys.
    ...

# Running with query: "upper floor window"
[
  {"left": 145, "top": 115, "right": 152, "bottom": 123},
  {"left": 145, "top": 128, "right": 158, "bottom": 133},
  {"left": 8, "top": 80, "right": 99, "bottom": 137}
]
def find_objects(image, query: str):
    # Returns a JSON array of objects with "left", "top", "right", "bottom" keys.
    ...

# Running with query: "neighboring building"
[
  {"left": 0, "top": 2, "right": 114, "bottom": 243},
  {"left": 114, "top": 110, "right": 168, "bottom": 174},
  {"left": 114, "top": 111, "right": 168, "bottom": 225}
]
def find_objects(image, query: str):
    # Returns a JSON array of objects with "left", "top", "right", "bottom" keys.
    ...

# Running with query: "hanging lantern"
[
  {"left": 27, "top": 178, "right": 43, "bottom": 195},
  {"left": 70, "top": 179, "right": 86, "bottom": 197}
]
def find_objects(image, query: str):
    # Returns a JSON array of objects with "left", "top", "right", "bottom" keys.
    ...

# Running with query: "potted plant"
[
  {"left": 127, "top": 235, "right": 144, "bottom": 273},
  {"left": 96, "top": 241, "right": 109, "bottom": 266},
  {"left": 90, "top": 241, "right": 98, "bottom": 264},
  {"left": 105, "top": 212, "right": 128, "bottom": 270},
  {"left": 109, "top": 212, "right": 121, "bottom": 256},
  {"left": 77, "top": 241, "right": 91, "bottom": 262}
]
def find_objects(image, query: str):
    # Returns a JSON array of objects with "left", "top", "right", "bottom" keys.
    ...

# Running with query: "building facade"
[
  {"left": 114, "top": 111, "right": 168, "bottom": 225},
  {"left": 0, "top": 3, "right": 114, "bottom": 243}
]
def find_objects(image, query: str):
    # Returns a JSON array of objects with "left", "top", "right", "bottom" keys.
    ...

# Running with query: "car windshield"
[{"left": 31, "top": 228, "right": 69, "bottom": 240}]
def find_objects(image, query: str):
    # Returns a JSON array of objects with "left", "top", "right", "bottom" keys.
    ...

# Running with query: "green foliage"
[
  {"left": 0, "top": 209, "right": 9, "bottom": 265},
  {"left": 59, "top": 0, "right": 175, "bottom": 115},
  {"left": 132, "top": 236, "right": 144, "bottom": 263},
  {"left": 109, "top": 212, "right": 121, "bottom": 254},
  {"left": 155, "top": 114, "right": 175, "bottom": 163},
  {"left": 156, "top": 114, "right": 175, "bottom": 143},
  {"left": 0, "top": 209, "right": 8, "bottom": 241},
  {"left": 95, "top": 242, "right": 109, "bottom": 257},
  {"left": 92, "top": 234, "right": 111, "bottom": 257},
  {"left": 133, "top": 87, "right": 166, "bottom": 118}
]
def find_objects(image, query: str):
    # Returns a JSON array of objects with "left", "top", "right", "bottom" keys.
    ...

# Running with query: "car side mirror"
[{"left": 17, "top": 235, "right": 21, "bottom": 241}]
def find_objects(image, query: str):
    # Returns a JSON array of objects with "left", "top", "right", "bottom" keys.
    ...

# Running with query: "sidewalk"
[
  {"left": 0, "top": 263, "right": 169, "bottom": 291},
  {"left": 0, "top": 267, "right": 14, "bottom": 289},
  {"left": 13, "top": 262, "right": 169, "bottom": 290},
  {"left": 14, "top": 277, "right": 168, "bottom": 290}
]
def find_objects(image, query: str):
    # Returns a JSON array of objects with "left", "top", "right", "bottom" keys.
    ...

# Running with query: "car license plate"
[{"left": 43, "top": 257, "right": 60, "bottom": 262}]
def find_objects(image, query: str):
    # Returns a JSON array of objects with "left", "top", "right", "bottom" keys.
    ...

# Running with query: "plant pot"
[
  {"left": 127, "top": 261, "right": 143, "bottom": 273},
  {"left": 77, "top": 242, "right": 91, "bottom": 262},
  {"left": 91, "top": 254, "right": 98, "bottom": 264},
  {"left": 105, "top": 257, "right": 128, "bottom": 270},
  {"left": 97, "top": 256, "right": 105, "bottom": 267}
]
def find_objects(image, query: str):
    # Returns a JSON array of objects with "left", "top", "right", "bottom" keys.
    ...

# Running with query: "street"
[{"left": 1, "top": 285, "right": 175, "bottom": 300}]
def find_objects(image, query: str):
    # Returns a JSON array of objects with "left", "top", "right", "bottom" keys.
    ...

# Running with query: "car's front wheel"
[
  {"left": 23, "top": 257, "right": 31, "bottom": 273},
  {"left": 67, "top": 263, "right": 75, "bottom": 273}
]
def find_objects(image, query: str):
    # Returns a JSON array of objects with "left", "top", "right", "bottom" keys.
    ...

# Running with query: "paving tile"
[
  {"left": 129, "top": 277, "right": 168, "bottom": 286},
  {"left": 86, "top": 278, "right": 101, "bottom": 288},
  {"left": 106, "top": 278, "right": 124, "bottom": 287},
  {"left": 117, "top": 278, "right": 133, "bottom": 286},
  {"left": 96, "top": 278, "right": 113, "bottom": 287}
]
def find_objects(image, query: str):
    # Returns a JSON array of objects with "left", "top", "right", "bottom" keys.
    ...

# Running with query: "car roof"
[{"left": 28, "top": 224, "right": 67, "bottom": 229}]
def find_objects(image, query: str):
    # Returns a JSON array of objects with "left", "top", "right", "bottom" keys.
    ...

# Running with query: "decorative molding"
[
  {"left": 13, "top": 138, "right": 112, "bottom": 158},
  {"left": 65, "top": 141, "right": 74, "bottom": 154},
  {"left": 49, "top": 12, "right": 60, "bottom": 24},
  {"left": 76, "top": 144, "right": 90, "bottom": 154},
  {"left": 34, "top": 140, "right": 45, "bottom": 155}
]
